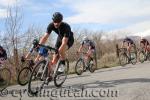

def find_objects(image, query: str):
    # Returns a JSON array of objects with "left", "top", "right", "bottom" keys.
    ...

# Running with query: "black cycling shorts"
[{"left": 55, "top": 37, "right": 74, "bottom": 50}]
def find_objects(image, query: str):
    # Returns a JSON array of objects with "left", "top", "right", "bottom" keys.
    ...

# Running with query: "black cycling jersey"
[
  {"left": 123, "top": 38, "right": 134, "bottom": 44},
  {"left": 47, "top": 22, "right": 74, "bottom": 49},
  {"left": 81, "top": 40, "right": 95, "bottom": 49},
  {"left": 140, "top": 39, "right": 149, "bottom": 45},
  {"left": 47, "top": 22, "right": 74, "bottom": 39},
  {"left": 0, "top": 49, "right": 7, "bottom": 59}
]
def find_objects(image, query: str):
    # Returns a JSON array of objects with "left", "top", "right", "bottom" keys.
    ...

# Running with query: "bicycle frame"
[
  {"left": 36, "top": 44, "right": 61, "bottom": 80},
  {"left": 78, "top": 52, "right": 91, "bottom": 68}
]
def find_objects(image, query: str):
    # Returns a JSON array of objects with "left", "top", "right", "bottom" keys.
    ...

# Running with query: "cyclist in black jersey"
[
  {"left": 0, "top": 45, "right": 7, "bottom": 83},
  {"left": 39, "top": 12, "right": 74, "bottom": 79},
  {"left": 140, "top": 37, "right": 150, "bottom": 53},
  {"left": 0, "top": 46, "right": 7, "bottom": 61},
  {"left": 121, "top": 37, "right": 135, "bottom": 54}
]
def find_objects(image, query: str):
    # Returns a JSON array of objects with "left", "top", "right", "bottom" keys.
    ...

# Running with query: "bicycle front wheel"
[
  {"left": 88, "top": 58, "right": 96, "bottom": 73},
  {"left": 75, "top": 58, "right": 84, "bottom": 75},
  {"left": 119, "top": 53, "right": 128, "bottom": 66},
  {"left": 130, "top": 52, "right": 137, "bottom": 65},
  {"left": 0, "top": 68, "right": 11, "bottom": 91},
  {"left": 54, "top": 59, "right": 69, "bottom": 87},
  {"left": 17, "top": 67, "right": 32, "bottom": 86},
  {"left": 138, "top": 51, "right": 145, "bottom": 63},
  {"left": 28, "top": 60, "right": 46, "bottom": 95}
]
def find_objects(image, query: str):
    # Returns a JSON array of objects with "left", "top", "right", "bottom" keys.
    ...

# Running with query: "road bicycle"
[
  {"left": 138, "top": 48, "right": 150, "bottom": 63},
  {"left": 118, "top": 48, "right": 137, "bottom": 66},
  {"left": 28, "top": 44, "right": 69, "bottom": 95},
  {"left": 75, "top": 52, "right": 96, "bottom": 75}
]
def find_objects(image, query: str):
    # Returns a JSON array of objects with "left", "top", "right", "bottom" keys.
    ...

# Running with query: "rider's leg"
[
  {"left": 58, "top": 45, "right": 68, "bottom": 66},
  {"left": 91, "top": 49, "right": 97, "bottom": 68},
  {"left": 47, "top": 37, "right": 61, "bottom": 75},
  {"left": 86, "top": 49, "right": 93, "bottom": 62},
  {"left": 127, "top": 43, "right": 132, "bottom": 58},
  {"left": 47, "top": 53, "right": 59, "bottom": 76},
  {"left": 147, "top": 45, "right": 150, "bottom": 52},
  {"left": 34, "top": 54, "right": 41, "bottom": 63}
]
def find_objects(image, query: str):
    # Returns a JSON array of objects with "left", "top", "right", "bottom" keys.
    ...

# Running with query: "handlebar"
[{"left": 38, "top": 44, "right": 58, "bottom": 53}]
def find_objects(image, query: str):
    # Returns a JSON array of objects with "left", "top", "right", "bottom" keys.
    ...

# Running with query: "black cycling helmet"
[
  {"left": 32, "top": 39, "right": 39, "bottom": 46},
  {"left": 0, "top": 45, "right": 3, "bottom": 50},
  {"left": 52, "top": 12, "right": 63, "bottom": 23},
  {"left": 0, "top": 45, "right": 4, "bottom": 52}
]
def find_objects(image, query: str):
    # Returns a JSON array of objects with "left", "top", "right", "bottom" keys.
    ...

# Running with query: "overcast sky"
[{"left": 0, "top": 0, "right": 150, "bottom": 37}]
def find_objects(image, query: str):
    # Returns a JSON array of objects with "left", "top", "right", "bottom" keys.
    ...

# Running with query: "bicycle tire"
[
  {"left": 17, "top": 67, "right": 32, "bottom": 86},
  {"left": 130, "top": 52, "right": 137, "bottom": 65},
  {"left": 75, "top": 58, "right": 84, "bottom": 75},
  {"left": 88, "top": 58, "right": 96, "bottom": 73},
  {"left": 28, "top": 60, "right": 46, "bottom": 95},
  {"left": 54, "top": 59, "right": 69, "bottom": 87},
  {"left": 147, "top": 52, "right": 150, "bottom": 61},
  {"left": 138, "top": 51, "right": 145, "bottom": 63},
  {"left": 0, "top": 68, "right": 11, "bottom": 91},
  {"left": 119, "top": 53, "right": 128, "bottom": 66}
]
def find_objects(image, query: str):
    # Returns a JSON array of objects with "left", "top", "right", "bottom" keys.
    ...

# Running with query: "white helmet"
[{"left": 82, "top": 36, "right": 89, "bottom": 41}]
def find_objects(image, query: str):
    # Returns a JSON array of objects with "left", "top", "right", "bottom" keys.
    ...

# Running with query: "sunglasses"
[{"left": 53, "top": 20, "right": 62, "bottom": 23}]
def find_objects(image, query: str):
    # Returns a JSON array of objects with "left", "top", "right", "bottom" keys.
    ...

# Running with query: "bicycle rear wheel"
[
  {"left": 54, "top": 59, "right": 69, "bottom": 87},
  {"left": 147, "top": 52, "right": 150, "bottom": 61},
  {"left": 17, "top": 67, "right": 32, "bottom": 86},
  {"left": 75, "top": 58, "right": 84, "bottom": 75},
  {"left": 28, "top": 60, "right": 46, "bottom": 95},
  {"left": 119, "top": 53, "right": 128, "bottom": 66},
  {"left": 0, "top": 68, "right": 11, "bottom": 91},
  {"left": 88, "top": 58, "right": 96, "bottom": 73}
]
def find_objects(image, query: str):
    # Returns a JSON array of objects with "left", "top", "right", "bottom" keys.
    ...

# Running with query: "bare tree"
[{"left": 3, "top": 5, "right": 23, "bottom": 80}]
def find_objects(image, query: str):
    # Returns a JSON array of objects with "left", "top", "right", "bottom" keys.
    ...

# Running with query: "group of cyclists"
[
  {"left": 0, "top": 12, "right": 150, "bottom": 85},
  {"left": 121, "top": 36, "right": 150, "bottom": 57}
]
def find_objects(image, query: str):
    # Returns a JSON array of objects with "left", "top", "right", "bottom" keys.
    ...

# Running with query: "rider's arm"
[
  {"left": 59, "top": 37, "right": 68, "bottom": 52},
  {"left": 78, "top": 45, "right": 83, "bottom": 52},
  {"left": 78, "top": 40, "right": 85, "bottom": 52},
  {"left": 39, "top": 33, "right": 49, "bottom": 44},
  {"left": 25, "top": 52, "right": 31, "bottom": 59},
  {"left": 24, "top": 45, "right": 35, "bottom": 60},
  {"left": 145, "top": 41, "right": 148, "bottom": 51},
  {"left": 145, "top": 41, "right": 148, "bottom": 47},
  {"left": 39, "top": 23, "right": 53, "bottom": 45}
]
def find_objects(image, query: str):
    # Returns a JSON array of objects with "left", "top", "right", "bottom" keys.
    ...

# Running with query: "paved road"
[{"left": 1, "top": 61, "right": 150, "bottom": 100}]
